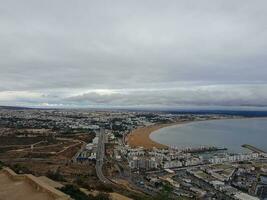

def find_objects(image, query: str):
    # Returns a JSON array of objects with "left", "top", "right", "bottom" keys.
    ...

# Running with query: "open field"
[{"left": 0, "top": 129, "right": 98, "bottom": 188}]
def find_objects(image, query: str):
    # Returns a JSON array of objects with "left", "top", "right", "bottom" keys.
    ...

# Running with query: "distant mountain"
[
  {"left": 166, "top": 110, "right": 267, "bottom": 117},
  {"left": 0, "top": 105, "right": 33, "bottom": 110},
  {"left": 1, "top": 105, "right": 267, "bottom": 117}
]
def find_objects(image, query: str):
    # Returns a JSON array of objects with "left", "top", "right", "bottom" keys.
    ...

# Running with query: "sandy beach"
[
  {"left": 126, "top": 122, "right": 184, "bottom": 149},
  {"left": 126, "top": 117, "right": 259, "bottom": 150},
  {"left": 126, "top": 118, "right": 240, "bottom": 149}
]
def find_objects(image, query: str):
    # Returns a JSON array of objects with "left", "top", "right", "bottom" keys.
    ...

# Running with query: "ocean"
[{"left": 150, "top": 118, "right": 267, "bottom": 153}]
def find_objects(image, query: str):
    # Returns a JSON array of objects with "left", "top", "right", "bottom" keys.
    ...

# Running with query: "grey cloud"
[
  {"left": 65, "top": 84, "right": 267, "bottom": 107},
  {"left": 0, "top": 1, "right": 267, "bottom": 107}
]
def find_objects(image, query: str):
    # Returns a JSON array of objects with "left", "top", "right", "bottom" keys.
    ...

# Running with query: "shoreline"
[
  {"left": 126, "top": 121, "right": 186, "bottom": 149},
  {"left": 126, "top": 116, "right": 267, "bottom": 150}
]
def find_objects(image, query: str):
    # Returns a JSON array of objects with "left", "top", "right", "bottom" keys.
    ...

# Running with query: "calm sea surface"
[{"left": 150, "top": 118, "right": 267, "bottom": 153}]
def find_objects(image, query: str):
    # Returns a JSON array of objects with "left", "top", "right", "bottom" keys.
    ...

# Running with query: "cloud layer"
[
  {"left": 1, "top": 1, "right": 267, "bottom": 108},
  {"left": 65, "top": 85, "right": 267, "bottom": 107}
]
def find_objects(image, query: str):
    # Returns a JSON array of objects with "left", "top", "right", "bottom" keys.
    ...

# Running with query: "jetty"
[
  {"left": 242, "top": 144, "right": 266, "bottom": 154},
  {"left": 178, "top": 146, "right": 227, "bottom": 153}
]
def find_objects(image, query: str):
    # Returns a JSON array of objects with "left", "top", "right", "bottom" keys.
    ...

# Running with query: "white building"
[
  {"left": 209, "top": 153, "right": 259, "bottom": 164},
  {"left": 88, "top": 152, "right": 96, "bottom": 160},
  {"left": 92, "top": 137, "right": 99, "bottom": 144},
  {"left": 163, "top": 160, "right": 182, "bottom": 169},
  {"left": 129, "top": 156, "right": 158, "bottom": 170}
]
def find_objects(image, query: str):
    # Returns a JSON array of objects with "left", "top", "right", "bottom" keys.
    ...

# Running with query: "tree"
[
  {"left": 140, "top": 184, "right": 174, "bottom": 200},
  {"left": 0, "top": 161, "right": 4, "bottom": 170},
  {"left": 60, "top": 185, "right": 90, "bottom": 200},
  {"left": 46, "top": 168, "right": 65, "bottom": 182},
  {"left": 11, "top": 163, "right": 31, "bottom": 174},
  {"left": 60, "top": 185, "right": 110, "bottom": 200}
]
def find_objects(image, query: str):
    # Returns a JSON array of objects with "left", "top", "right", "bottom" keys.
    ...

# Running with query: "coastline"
[
  {"left": 126, "top": 122, "right": 185, "bottom": 149},
  {"left": 126, "top": 116, "right": 267, "bottom": 150}
]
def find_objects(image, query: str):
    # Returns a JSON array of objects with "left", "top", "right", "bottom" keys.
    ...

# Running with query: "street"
[{"left": 95, "top": 128, "right": 112, "bottom": 184}]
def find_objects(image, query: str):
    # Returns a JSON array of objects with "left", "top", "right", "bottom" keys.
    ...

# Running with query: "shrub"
[
  {"left": 46, "top": 169, "right": 65, "bottom": 182},
  {"left": 0, "top": 161, "right": 4, "bottom": 170},
  {"left": 11, "top": 163, "right": 31, "bottom": 174},
  {"left": 60, "top": 185, "right": 110, "bottom": 200}
]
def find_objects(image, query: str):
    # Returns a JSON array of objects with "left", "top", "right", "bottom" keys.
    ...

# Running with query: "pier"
[
  {"left": 242, "top": 144, "right": 266, "bottom": 154},
  {"left": 170, "top": 146, "right": 227, "bottom": 153}
]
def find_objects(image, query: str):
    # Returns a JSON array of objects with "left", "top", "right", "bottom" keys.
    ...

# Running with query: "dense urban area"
[{"left": 0, "top": 106, "right": 266, "bottom": 200}]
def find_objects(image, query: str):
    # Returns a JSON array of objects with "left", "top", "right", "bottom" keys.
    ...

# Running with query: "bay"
[{"left": 150, "top": 118, "right": 267, "bottom": 153}]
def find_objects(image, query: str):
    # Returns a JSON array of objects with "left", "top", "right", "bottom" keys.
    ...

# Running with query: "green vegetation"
[
  {"left": 95, "top": 183, "right": 114, "bottom": 193},
  {"left": 0, "top": 161, "right": 4, "bottom": 170},
  {"left": 10, "top": 163, "right": 31, "bottom": 174},
  {"left": 212, "top": 163, "right": 232, "bottom": 170},
  {"left": 90, "top": 193, "right": 110, "bottom": 200},
  {"left": 74, "top": 174, "right": 91, "bottom": 188},
  {"left": 46, "top": 168, "right": 65, "bottom": 182},
  {"left": 155, "top": 184, "right": 173, "bottom": 200},
  {"left": 113, "top": 131, "right": 123, "bottom": 138},
  {"left": 138, "top": 184, "right": 190, "bottom": 200},
  {"left": 195, "top": 171, "right": 210, "bottom": 179},
  {"left": 140, "top": 184, "right": 174, "bottom": 200},
  {"left": 60, "top": 185, "right": 110, "bottom": 200},
  {"left": 60, "top": 185, "right": 89, "bottom": 200}
]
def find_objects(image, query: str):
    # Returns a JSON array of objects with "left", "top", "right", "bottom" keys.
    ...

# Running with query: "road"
[
  {"left": 95, "top": 128, "right": 112, "bottom": 184},
  {"left": 144, "top": 163, "right": 213, "bottom": 175},
  {"left": 72, "top": 142, "right": 86, "bottom": 163}
]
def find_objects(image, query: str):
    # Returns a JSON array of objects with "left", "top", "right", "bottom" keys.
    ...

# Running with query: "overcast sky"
[{"left": 1, "top": 0, "right": 267, "bottom": 109}]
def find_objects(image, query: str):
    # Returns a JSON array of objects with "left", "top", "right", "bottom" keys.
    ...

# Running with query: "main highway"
[{"left": 95, "top": 128, "right": 112, "bottom": 184}]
